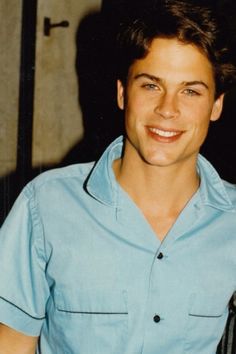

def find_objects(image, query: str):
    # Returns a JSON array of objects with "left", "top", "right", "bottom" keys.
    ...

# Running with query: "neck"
[{"left": 113, "top": 146, "right": 200, "bottom": 217}]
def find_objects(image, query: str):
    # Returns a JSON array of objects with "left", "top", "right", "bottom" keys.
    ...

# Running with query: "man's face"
[{"left": 117, "top": 37, "right": 224, "bottom": 169}]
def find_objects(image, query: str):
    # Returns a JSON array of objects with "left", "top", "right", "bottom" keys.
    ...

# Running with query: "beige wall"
[
  {"left": 0, "top": 1, "right": 22, "bottom": 176},
  {"left": 33, "top": 0, "right": 101, "bottom": 167},
  {"left": 0, "top": 0, "right": 101, "bottom": 177}
]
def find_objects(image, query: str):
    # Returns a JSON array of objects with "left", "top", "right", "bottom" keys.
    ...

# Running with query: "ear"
[
  {"left": 210, "top": 94, "right": 224, "bottom": 122},
  {"left": 117, "top": 80, "right": 125, "bottom": 110}
]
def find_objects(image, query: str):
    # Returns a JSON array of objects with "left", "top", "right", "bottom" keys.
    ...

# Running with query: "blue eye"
[
  {"left": 184, "top": 89, "right": 200, "bottom": 96},
  {"left": 142, "top": 83, "right": 158, "bottom": 90}
]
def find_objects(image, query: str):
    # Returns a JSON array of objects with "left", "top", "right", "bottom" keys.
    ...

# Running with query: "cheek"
[
  {"left": 127, "top": 87, "right": 155, "bottom": 111},
  {"left": 128, "top": 94, "right": 146, "bottom": 112},
  {"left": 189, "top": 116, "right": 212, "bottom": 147},
  {"left": 125, "top": 96, "right": 145, "bottom": 124},
  {"left": 181, "top": 100, "right": 213, "bottom": 126}
]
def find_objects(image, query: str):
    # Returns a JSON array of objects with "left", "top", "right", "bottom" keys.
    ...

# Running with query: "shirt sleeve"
[{"left": 0, "top": 183, "right": 50, "bottom": 336}]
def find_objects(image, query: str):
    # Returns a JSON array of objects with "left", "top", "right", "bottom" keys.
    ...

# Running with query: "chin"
[{"left": 142, "top": 154, "right": 173, "bottom": 167}]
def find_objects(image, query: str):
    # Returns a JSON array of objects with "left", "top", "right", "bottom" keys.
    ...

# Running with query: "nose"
[{"left": 155, "top": 92, "right": 178, "bottom": 119}]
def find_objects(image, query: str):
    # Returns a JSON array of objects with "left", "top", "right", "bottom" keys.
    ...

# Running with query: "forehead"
[{"left": 128, "top": 37, "right": 215, "bottom": 86}]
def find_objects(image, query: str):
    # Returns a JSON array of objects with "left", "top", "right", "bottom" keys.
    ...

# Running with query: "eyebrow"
[{"left": 134, "top": 73, "right": 209, "bottom": 90}]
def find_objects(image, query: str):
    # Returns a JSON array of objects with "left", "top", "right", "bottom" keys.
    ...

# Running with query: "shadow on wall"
[
  {"left": 201, "top": 87, "right": 236, "bottom": 181},
  {"left": 61, "top": 8, "right": 124, "bottom": 165},
  {"left": 0, "top": 3, "right": 124, "bottom": 223},
  {"left": 0, "top": 0, "right": 236, "bottom": 225}
]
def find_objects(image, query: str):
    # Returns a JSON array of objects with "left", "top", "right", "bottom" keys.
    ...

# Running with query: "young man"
[{"left": 0, "top": 1, "right": 236, "bottom": 353}]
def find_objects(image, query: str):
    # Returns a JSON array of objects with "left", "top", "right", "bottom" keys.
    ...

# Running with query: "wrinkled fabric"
[{"left": 0, "top": 136, "right": 236, "bottom": 354}]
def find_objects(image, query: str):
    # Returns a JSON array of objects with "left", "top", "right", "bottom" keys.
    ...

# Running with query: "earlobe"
[
  {"left": 210, "top": 94, "right": 224, "bottom": 122},
  {"left": 117, "top": 80, "right": 125, "bottom": 110}
]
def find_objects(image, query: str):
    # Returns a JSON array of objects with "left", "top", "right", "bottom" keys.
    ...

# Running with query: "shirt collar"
[
  {"left": 197, "top": 154, "right": 235, "bottom": 212},
  {"left": 86, "top": 136, "right": 124, "bottom": 206},
  {"left": 86, "top": 136, "right": 235, "bottom": 212}
]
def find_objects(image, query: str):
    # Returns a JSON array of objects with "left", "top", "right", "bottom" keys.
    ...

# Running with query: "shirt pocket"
[
  {"left": 184, "top": 293, "right": 229, "bottom": 353},
  {"left": 52, "top": 288, "right": 128, "bottom": 354}
]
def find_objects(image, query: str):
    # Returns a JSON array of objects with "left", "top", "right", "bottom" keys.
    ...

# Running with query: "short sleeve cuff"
[{"left": 0, "top": 296, "right": 44, "bottom": 336}]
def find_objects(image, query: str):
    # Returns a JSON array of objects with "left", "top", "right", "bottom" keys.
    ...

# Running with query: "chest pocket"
[
  {"left": 184, "top": 293, "right": 229, "bottom": 353},
  {"left": 52, "top": 288, "right": 128, "bottom": 354}
]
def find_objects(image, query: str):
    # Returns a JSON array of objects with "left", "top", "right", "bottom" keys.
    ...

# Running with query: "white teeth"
[{"left": 149, "top": 127, "right": 179, "bottom": 137}]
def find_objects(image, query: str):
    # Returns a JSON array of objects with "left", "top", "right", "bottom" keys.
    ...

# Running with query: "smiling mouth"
[{"left": 148, "top": 127, "right": 181, "bottom": 137}]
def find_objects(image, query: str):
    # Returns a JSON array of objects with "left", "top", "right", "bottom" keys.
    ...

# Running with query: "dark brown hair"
[{"left": 116, "top": 0, "right": 236, "bottom": 97}]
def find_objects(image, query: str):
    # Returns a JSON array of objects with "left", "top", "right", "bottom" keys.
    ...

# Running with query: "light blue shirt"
[{"left": 0, "top": 136, "right": 236, "bottom": 354}]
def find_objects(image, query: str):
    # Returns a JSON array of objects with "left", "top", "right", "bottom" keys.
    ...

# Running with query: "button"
[
  {"left": 157, "top": 252, "right": 163, "bottom": 259},
  {"left": 153, "top": 314, "right": 161, "bottom": 323}
]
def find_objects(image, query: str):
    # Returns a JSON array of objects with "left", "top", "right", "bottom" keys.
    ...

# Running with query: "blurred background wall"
[
  {"left": 0, "top": 1, "right": 22, "bottom": 177},
  {"left": 0, "top": 0, "right": 106, "bottom": 221},
  {"left": 33, "top": 0, "right": 101, "bottom": 168}
]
